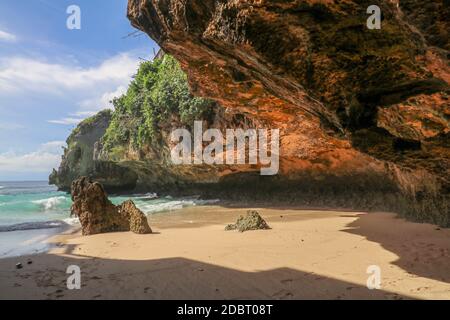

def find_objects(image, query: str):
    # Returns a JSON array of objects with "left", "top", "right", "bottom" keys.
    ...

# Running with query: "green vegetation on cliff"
[
  {"left": 49, "top": 108, "right": 139, "bottom": 192},
  {"left": 51, "top": 54, "right": 219, "bottom": 191},
  {"left": 102, "top": 54, "right": 215, "bottom": 152}
]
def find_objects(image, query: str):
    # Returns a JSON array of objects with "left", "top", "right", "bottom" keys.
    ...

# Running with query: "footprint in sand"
[
  {"left": 412, "top": 286, "right": 430, "bottom": 292},
  {"left": 346, "top": 286, "right": 356, "bottom": 291},
  {"left": 144, "top": 287, "right": 155, "bottom": 294},
  {"left": 280, "top": 279, "right": 293, "bottom": 284},
  {"left": 272, "top": 289, "right": 294, "bottom": 299},
  {"left": 385, "top": 293, "right": 403, "bottom": 300}
]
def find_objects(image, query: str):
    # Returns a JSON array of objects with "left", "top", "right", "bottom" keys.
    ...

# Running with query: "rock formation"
[
  {"left": 118, "top": 200, "right": 153, "bottom": 234},
  {"left": 50, "top": 110, "right": 138, "bottom": 193},
  {"left": 71, "top": 177, "right": 152, "bottom": 235},
  {"left": 49, "top": 1, "right": 450, "bottom": 228},
  {"left": 126, "top": 0, "right": 449, "bottom": 225},
  {"left": 226, "top": 210, "right": 270, "bottom": 232}
]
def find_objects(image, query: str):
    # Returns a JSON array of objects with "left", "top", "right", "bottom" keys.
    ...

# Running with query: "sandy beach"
[{"left": 0, "top": 205, "right": 449, "bottom": 300}]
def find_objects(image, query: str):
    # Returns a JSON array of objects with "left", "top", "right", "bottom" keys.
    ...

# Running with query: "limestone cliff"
[
  {"left": 93, "top": 54, "right": 262, "bottom": 192},
  {"left": 125, "top": 0, "right": 449, "bottom": 225},
  {"left": 50, "top": 55, "right": 259, "bottom": 193},
  {"left": 49, "top": 110, "right": 138, "bottom": 193},
  {"left": 50, "top": 0, "right": 449, "bottom": 226}
]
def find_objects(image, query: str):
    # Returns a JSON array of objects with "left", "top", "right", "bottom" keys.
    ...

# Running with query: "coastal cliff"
[
  {"left": 50, "top": 55, "right": 260, "bottom": 193},
  {"left": 49, "top": 110, "right": 138, "bottom": 192},
  {"left": 125, "top": 0, "right": 448, "bottom": 224},
  {"left": 126, "top": 0, "right": 449, "bottom": 186},
  {"left": 51, "top": 0, "right": 449, "bottom": 226}
]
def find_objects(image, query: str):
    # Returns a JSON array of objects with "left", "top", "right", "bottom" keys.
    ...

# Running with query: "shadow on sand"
[
  {"left": 343, "top": 213, "right": 450, "bottom": 284},
  {"left": 1, "top": 246, "right": 409, "bottom": 300},
  {"left": 2, "top": 209, "right": 448, "bottom": 300}
]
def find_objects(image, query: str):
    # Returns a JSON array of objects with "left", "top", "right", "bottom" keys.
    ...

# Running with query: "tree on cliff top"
[{"left": 102, "top": 54, "right": 215, "bottom": 152}]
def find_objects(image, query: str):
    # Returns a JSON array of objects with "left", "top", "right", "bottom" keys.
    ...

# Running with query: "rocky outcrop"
[
  {"left": 48, "top": 0, "right": 450, "bottom": 227},
  {"left": 127, "top": 0, "right": 449, "bottom": 225},
  {"left": 49, "top": 110, "right": 138, "bottom": 193},
  {"left": 71, "top": 177, "right": 151, "bottom": 235},
  {"left": 225, "top": 210, "right": 270, "bottom": 232},
  {"left": 95, "top": 104, "right": 264, "bottom": 193},
  {"left": 118, "top": 200, "right": 153, "bottom": 234},
  {"left": 50, "top": 55, "right": 259, "bottom": 194},
  {"left": 400, "top": 0, "right": 449, "bottom": 51}
]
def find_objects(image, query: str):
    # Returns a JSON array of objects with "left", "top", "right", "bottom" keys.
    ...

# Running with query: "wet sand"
[{"left": 0, "top": 205, "right": 449, "bottom": 300}]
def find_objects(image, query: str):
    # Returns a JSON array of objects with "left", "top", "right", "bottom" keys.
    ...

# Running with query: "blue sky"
[{"left": 0, "top": 0, "right": 159, "bottom": 181}]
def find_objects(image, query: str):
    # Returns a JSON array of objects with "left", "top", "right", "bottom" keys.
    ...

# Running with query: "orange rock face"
[{"left": 127, "top": 0, "right": 449, "bottom": 225}]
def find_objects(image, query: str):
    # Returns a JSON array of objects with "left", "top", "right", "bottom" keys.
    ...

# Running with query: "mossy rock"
[{"left": 225, "top": 210, "right": 270, "bottom": 232}]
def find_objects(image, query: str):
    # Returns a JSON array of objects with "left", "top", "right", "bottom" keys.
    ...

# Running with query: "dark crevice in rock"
[
  {"left": 393, "top": 138, "right": 422, "bottom": 152},
  {"left": 357, "top": 78, "right": 449, "bottom": 108}
]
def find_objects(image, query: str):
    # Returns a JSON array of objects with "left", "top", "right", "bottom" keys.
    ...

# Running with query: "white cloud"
[
  {"left": 47, "top": 118, "right": 82, "bottom": 125},
  {"left": 48, "top": 111, "right": 99, "bottom": 125},
  {"left": 70, "top": 111, "right": 97, "bottom": 117},
  {"left": 0, "top": 30, "right": 16, "bottom": 42},
  {"left": 38, "top": 141, "right": 66, "bottom": 153},
  {"left": 0, "top": 141, "right": 66, "bottom": 174},
  {"left": 79, "top": 85, "right": 127, "bottom": 110},
  {"left": 0, "top": 53, "right": 138, "bottom": 94},
  {"left": 0, "top": 53, "right": 139, "bottom": 124}
]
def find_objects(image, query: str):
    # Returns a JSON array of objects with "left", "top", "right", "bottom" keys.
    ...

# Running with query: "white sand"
[{"left": 0, "top": 206, "right": 449, "bottom": 300}]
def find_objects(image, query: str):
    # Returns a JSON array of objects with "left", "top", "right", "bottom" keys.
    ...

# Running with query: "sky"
[{"left": 0, "top": 0, "right": 159, "bottom": 181}]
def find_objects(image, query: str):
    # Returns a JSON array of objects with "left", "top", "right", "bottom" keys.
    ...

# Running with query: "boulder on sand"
[
  {"left": 225, "top": 210, "right": 270, "bottom": 232},
  {"left": 71, "top": 177, "right": 152, "bottom": 235},
  {"left": 118, "top": 200, "right": 152, "bottom": 234}
]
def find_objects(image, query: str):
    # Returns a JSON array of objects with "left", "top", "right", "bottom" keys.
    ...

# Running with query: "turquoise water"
[
  {"left": 0, "top": 181, "right": 218, "bottom": 231},
  {"left": 0, "top": 181, "right": 218, "bottom": 257},
  {"left": 0, "top": 181, "right": 72, "bottom": 227}
]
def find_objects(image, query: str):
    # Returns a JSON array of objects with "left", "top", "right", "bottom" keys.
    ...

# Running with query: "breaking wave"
[
  {"left": 32, "top": 196, "right": 67, "bottom": 211},
  {"left": 136, "top": 197, "right": 220, "bottom": 215},
  {"left": 0, "top": 220, "right": 68, "bottom": 232}
]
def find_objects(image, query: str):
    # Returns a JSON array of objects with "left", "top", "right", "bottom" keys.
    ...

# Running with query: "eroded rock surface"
[
  {"left": 226, "top": 210, "right": 270, "bottom": 232},
  {"left": 127, "top": 0, "right": 449, "bottom": 225},
  {"left": 118, "top": 200, "right": 153, "bottom": 234},
  {"left": 71, "top": 177, "right": 152, "bottom": 235},
  {"left": 50, "top": 110, "right": 138, "bottom": 193}
]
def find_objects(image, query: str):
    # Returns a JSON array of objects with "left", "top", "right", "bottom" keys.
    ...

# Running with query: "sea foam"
[
  {"left": 32, "top": 196, "right": 67, "bottom": 211},
  {"left": 63, "top": 217, "right": 80, "bottom": 226},
  {"left": 0, "top": 220, "right": 67, "bottom": 232},
  {"left": 136, "top": 197, "right": 220, "bottom": 215}
]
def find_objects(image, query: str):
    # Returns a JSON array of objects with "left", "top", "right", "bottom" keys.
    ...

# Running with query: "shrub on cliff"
[{"left": 102, "top": 54, "right": 215, "bottom": 152}]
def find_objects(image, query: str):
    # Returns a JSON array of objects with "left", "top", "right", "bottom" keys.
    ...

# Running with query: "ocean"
[{"left": 0, "top": 181, "right": 218, "bottom": 257}]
